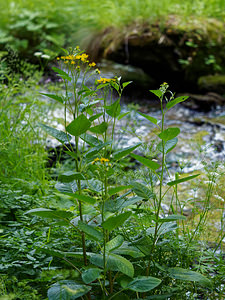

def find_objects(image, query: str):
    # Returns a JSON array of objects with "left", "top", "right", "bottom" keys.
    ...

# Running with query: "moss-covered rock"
[
  {"left": 87, "top": 17, "right": 225, "bottom": 95},
  {"left": 198, "top": 74, "right": 225, "bottom": 94}
]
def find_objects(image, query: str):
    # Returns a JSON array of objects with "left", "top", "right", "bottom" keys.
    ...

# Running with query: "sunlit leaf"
[
  {"left": 113, "top": 143, "right": 141, "bottom": 160},
  {"left": 158, "top": 127, "right": 180, "bottom": 141},
  {"left": 106, "top": 235, "right": 124, "bottom": 252},
  {"left": 102, "top": 211, "right": 132, "bottom": 231},
  {"left": 130, "top": 153, "right": 160, "bottom": 171},
  {"left": 90, "top": 253, "right": 134, "bottom": 277},
  {"left": 89, "top": 122, "right": 108, "bottom": 134},
  {"left": 166, "top": 96, "right": 189, "bottom": 110},
  {"left": 40, "top": 93, "right": 64, "bottom": 104},
  {"left": 127, "top": 276, "right": 161, "bottom": 292},
  {"left": 168, "top": 267, "right": 211, "bottom": 286},
  {"left": 48, "top": 280, "right": 91, "bottom": 300},
  {"left": 167, "top": 174, "right": 200, "bottom": 186}
]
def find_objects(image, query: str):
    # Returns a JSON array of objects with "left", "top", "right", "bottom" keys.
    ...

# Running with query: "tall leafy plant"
[{"left": 26, "top": 48, "right": 212, "bottom": 299}]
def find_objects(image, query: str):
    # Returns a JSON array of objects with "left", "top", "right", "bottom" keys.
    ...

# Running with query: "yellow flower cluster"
[
  {"left": 91, "top": 157, "right": 110, "bottom": 165},
  {"left": 97, "top": 77, "right": 116, "bottom": 84},
  {"left": 56, "top": 52, "right": 96, "bottom": 68}
]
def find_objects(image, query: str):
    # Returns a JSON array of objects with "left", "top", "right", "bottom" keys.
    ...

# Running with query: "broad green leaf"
[
  {"left": 106, "top": 99, "right": 121, "bottom": 118},
  {"left": 113, "top": 143, "right": 142, "bottom": 160},
  {"left": 146, "top": 222, "right": 177, "bottom": 236},
  {"left": 80, "top": 133, "right": 103, "bottom": 147},
  {"left": 58, "top": 171, "right": 85, "bottom": 182},
  {"left": 108, "top": 185, "right": 131, "bottom": 196},
  {"left": 167, "top": 174, "right": 200, "bottom": 186},
  {"left": 113, "top": 244, "right": 145, "bottom": 258},
  {"left": 137, "top": 111, "right": 159, "bottom": 126},
  {"left": 48, "top": 280, "right": 91, "bottom": 300},
  {"left": 90, "top": 253, "right": 134, "bottom": 277},
  {"left": 166, "top": 95, "right": 189, "bottom": 110},
  {"left": 66, "top": 114, "right": 91, "bottom": 136},
  {"left": 40, "top": 93, "right": 64, "bottom": 104},
  {"left": 64, "top": 151, "right": 78, "bottom": 160},
  {"left": 102, "top": 211, "right": 132, "bottom": 231},
  {"left": 24, "top": 208, "right": 73, "bottom": 220},
  {"left": 110, "top": 80, "right": 120, "bottom": 92},
  {"left": 78, "top": 221, "right": 103, "bottom": 241},
  {"left": 104, "top": 194, "right": 142, "bottom": 212},
  {"left": 74, "top": 194, "right": 96, "bottom": 205},
  {"left": 122, "top": 81, "right": 132, "bottom": 89},
  {"left": 89, "top": 113, "right": 103, "bottom": 122},
  {"left": 157, "top": 137, "right": 178, "bottom": 154},
  {"left": 168, "top": 267, "right": 211, "bottom": 286},
  {"left": 89, "top": 122, "right": 108, "bottom": 134},
  {"left": 55, "top": 181, "right": 81, "bottom": 194},
  {"left": 39, "top": 123, "right": 71, "bottom": 144},
  {"left": 87, "top": 178, "right": 103, "bottom": 193},
  {"left": 130, "top": 153, "right": 160, "bottom": 171},
  {"left": 127, "top": 276, "right": 161, "bottom": 292},
  {"left": 52, "top": 67, "right": 72, "bottom": 82},
  {"left": 158, "top": 127, "right": 180, "bottom": 141},
  {"left": 150, "top": 89, "right": 162, "bottom": 98},
  {"left": 131, "top": 181, "right": 155, "bottom": 200},
  {"left": 106, "top": 235, "right": 124, "bottom": 252},
  {"left": 158, "top": 214, "right": 186, "bottom": 223},
  {"left": 82, "top": 268, "right": 102, "bottom": 284},
  {"left": 84, "top": 141, "right": 111, "bottom": 159}
]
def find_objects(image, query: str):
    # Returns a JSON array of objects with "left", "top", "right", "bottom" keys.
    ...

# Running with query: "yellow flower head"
[
  {"left": 91, "top": 157, "right": 110, "bottom": 165},
  {"left": 97, "top": 77, "right": 116, "bottom": 84},
  {"left": 89, "top": 62, "right": 96, "bottom": 67},
  {"left": 56, "top": 57, "right": 60, "bottom": 60},
  {"left": 95, "top": 68, "right": 100, "bottom": 74}
]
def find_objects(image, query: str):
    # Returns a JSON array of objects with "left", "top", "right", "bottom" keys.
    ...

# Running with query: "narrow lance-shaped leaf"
[
  {"left": 40, "top": 93, "right": 64, "bottom": 104},
  {"left": 113, "top": 143, "right": 142, "bottom": 160},
  {"left": 166, "top": 95, "right": 189, "bottom": 110},
  {"left": 52, "top": 66, "right": 72, "bottom": 82},
  {"left": 39, "top": 123, "right": 71, "bottom": 144},
  {"left": 122, "top": 81, "right": 132, "bottom": 89},
  {"left": 150, "top": 89, "right": 162, "bottom": 98},
  {"left": 66, "top": 114, "right": 91, "bottom": 136},
  {"left": 137, "top": 111, "right": 159, "bottom": 126},
  {"left": 167, "top": 174, "right": 200, "bottom": 186},
  {"left": 102, "top": 211, "right": 132, "bottom": 231},
  {"left": 168, "top": 267, "right": 212, "bottom": 286},
  {"left": 130, "top": 153, "right": 160, "bottom": 171},
  {"left": 24, "top": 208, "right": 73, "bottom": 220}
]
